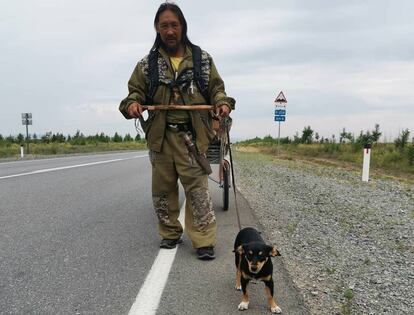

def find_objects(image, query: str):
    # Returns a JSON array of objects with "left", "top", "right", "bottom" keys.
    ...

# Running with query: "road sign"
[
  {"left": 275, "top": 109, "right": 286, "bottom": 115},
  {"left": 275, "top": 91, "right": 287, "bottom": 103},
  {"left": 22, "top": 119, "right": 32, "bottom": 125},
  {"left": 21, "top": 113, "right": 32, "bottom": 119},
  {"left": 274, "top": 115, "right": 286, "bottom": 122}
]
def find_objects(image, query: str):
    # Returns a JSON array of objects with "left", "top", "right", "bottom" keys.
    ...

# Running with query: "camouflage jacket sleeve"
[
  {"left": 207, "top": 57, "right": 235, "bottom": 110},
  {"left": 119, "top": 61, "right": 148, "bottom": 119}
]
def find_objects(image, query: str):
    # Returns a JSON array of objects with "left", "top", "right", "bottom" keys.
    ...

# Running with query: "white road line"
[
  {"left": 0, "top": 155, "right": 148, "bottom": 180},
  {"left": 0, "top": 151, "right": 145, "bottom": 166},
  {"left": 128, "top": 202, "right": 186, "bottom": 315}
]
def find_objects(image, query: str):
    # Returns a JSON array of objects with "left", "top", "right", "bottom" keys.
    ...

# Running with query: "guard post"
[{"left": 362, "top": 143, "right": 372, "bottom": 182}]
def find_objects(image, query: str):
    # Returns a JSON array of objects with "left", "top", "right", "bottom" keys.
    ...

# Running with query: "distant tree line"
[
  {"left": 0, "top": 130, "right": 142, "bottom": 145},
  {"left": 265, "top": 124, "right": 412, "bottom": 147},
  {"left": 238, "top": 124, "right": 414, "bottom": 166}
]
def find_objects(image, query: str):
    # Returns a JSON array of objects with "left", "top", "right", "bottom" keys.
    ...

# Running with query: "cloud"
[
  {"left": 0, "top": 0, "right": 413, "bottom": 141},
  {"left": 65, "top": 102, "right": 118, "bottom": 115}
]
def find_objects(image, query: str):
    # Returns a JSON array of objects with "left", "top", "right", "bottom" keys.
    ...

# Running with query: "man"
[{"left": 119, "top": 3, "right": 235, "bottom": 260}]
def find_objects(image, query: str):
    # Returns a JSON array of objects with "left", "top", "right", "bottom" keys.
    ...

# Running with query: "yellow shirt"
[{"left": 170, "top": 57, "right": 183, "bottom": 72}]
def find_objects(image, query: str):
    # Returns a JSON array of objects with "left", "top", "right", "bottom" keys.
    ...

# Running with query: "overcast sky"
[{"left": 1, "top": 0, "right": 413, "bottom": 141}]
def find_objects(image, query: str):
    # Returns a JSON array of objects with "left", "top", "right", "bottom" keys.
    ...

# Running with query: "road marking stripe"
[
  {"left": 0, "top": 155, "right": 148, "bottom": 180},
  {"left": 0, "top": 152, "right": 145, "bottom": 166},
  {"left": 128, "top": 203, "right": 186, "bottom": 315}
]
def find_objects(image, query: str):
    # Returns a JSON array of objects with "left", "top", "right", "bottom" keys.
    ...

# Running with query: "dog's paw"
[
  {"left": 235, "top": 284, "right": 242, "bottom": 291},
  {"left": 238, "top": 301, "right": 249, "bottom": 311},
  {"left": 271, "top": 305, "right": 282, "bottom": 313}
]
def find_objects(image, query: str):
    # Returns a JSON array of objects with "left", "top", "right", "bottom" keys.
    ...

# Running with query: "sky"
[{"left": 1, "top": 0, "right": 413, "bottom": 142}]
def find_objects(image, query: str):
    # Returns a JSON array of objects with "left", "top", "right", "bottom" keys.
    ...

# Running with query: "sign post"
[
  {"left": 274, "top": 91, "right": 287, "bottom": 151},
  {"left": 21, "top": 113, "right": 32, "bottom": 154}
]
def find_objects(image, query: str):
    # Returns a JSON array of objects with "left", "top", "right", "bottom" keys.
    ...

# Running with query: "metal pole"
[
  {"left": 277, "top": 121, "right": 281, "bottom": 155},
  {"left": 25, "top": 119, "right": 29, "bottom": 154},
  {"left": 278, "top": 121, "right": 281, "bottom": 142}
]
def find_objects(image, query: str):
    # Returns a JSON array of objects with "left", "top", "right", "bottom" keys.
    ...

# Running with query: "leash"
[{"left": 226, "top": 121, "right": 242, "bottom": 231}]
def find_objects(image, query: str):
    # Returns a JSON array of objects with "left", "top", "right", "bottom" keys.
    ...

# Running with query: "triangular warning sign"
[{"left": 275, "top": 91, "right": 287, "bottom": 103}]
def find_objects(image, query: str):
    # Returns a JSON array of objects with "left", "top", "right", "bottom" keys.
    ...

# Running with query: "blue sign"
[
  {"left": 274, "top": 115, "right": 286, "bottom": 122},
  {"left": 275, "top": 109, "right": 286, "bottom": 115}
]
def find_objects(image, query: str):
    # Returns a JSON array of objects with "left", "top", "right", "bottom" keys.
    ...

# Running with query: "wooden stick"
[{"left": 142, "top": 105, "right": 213, "bottom": 111}]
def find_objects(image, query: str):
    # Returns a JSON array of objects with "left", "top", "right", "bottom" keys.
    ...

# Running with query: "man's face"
[{"left": 156, "top": 10, "right": 183, "bottom": 53}]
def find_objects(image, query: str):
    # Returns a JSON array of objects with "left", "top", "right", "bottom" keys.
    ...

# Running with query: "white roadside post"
[
  {"left": 362, "top": 143, "right": 372, "bottom": 182},
  {"left": 20, "top": 144, "right": 24, "bottom": 158}
]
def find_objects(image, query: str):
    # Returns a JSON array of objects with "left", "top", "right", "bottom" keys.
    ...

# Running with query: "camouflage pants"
[{"left": 149, "top": 128, "right": 216, "bottom": 248}]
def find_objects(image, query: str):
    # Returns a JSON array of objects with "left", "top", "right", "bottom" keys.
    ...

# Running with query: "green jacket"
[{"left": 119, "top": 45, "right": 235, "bottom": 154}]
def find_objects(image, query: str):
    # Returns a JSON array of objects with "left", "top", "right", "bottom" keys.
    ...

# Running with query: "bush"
[
  {"left": 408, "top": 145, "right": 414, "bottom": 166},
  {"left": 395, "top": 129, "right": 410, "bottom": 150},
  {"left": 323, "top": 142, "right": 340, "bottom": 155}
]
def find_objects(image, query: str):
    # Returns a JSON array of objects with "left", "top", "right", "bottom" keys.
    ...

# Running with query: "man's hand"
[
  {"left": 217, "top": 104, "right": 231, "bottom": 117},
  {"left": 127, "top": 102, "right": 144, "bottom": 118}
]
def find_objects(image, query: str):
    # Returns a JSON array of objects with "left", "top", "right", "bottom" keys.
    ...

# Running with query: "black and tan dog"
[{"left": 234, "top": 227, "right": 282, "bottom": 313}]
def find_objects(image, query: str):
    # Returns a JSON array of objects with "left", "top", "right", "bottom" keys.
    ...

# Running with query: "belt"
[{"left": 166, "top": 123, "right": 192, "bottom": 132}]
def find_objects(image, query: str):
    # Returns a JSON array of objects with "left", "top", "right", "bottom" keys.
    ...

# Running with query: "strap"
[
  {"left": 226, "top": 121, "right": 242, "bottom": 231},
  {"left": 146, "top": 45, "right": 210, "bottom": 103},
  {"left": 146, "top": 47, "right": 159, "bottom": 104},
  {"left": 191, "top": 45, "right": 210, "bottom": 102}
]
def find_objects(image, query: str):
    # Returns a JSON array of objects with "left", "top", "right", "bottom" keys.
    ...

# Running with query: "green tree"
[
  {"left": 124, "top": 133, "right": 133, "bottom": 142},
  {"left": 6, "top": 135, "right": 14, "bottom": 143},
  {"left": 112, "top": 132, "right": 123, "bottom": 143},
  {"left": 71, "top": 130, "right": 86, "bottom": 145},
  {"left": 293, "top": 132, "right": 301, "bottom": 144},
  {"left": 42, "top": 132, "right": 52, "bottom": 143},
  {"left": 395, "top": 129, "right": 410, "bottom": 150},
  {"left": 98, "top": 132, "right": 110, "bottom": 143},
  {"left": 340, "top": 128, "right": 353, "bottom": 143},
  {"left": 135, "top": 133, "right": 142, "bottom": 141},
  {"left": 17, "top": 133, "right": 25, "bottom": 143},
  {"left": 280, "top": 137, "right": 291, "bottom": 144},
  {"left": 301, "top": 126, "right": 314, "bottom": 144},
  {"left": 356, "top": 130, "right": 375, "bottom": 147},
  {"left": 371, "top": 124, "right": 382, "bottom": 143},
  {"left": 52, "top": 133, "right": 66, "bottom": 143}
]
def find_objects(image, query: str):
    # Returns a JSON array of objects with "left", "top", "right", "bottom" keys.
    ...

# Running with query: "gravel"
[{"left": 234, "top": 151, "right": 414, "bottom": 315}]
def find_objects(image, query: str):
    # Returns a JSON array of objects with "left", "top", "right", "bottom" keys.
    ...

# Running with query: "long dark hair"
[{"left": 153, "top": 2, "right": 194, "bottom": 49}]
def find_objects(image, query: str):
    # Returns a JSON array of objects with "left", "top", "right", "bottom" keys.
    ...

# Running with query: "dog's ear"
[
  {"left": 267, "top": 245, "right": 281, "bottom": 257},
  {"left": 234, "top": 245, "right": 244, "bottom": 254}
]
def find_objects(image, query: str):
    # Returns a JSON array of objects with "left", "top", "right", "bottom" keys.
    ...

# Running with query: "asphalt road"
[{"left": 0, "top": 152, "right": 308, "bottom": 314}]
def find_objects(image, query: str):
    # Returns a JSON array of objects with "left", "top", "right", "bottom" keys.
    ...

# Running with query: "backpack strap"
[
  {"left": 146, "top": 47, "right": 159, "bottom": 104},
  {"left": 192, "top": 45, "right": 210, "bottom": 102}
]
